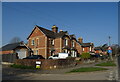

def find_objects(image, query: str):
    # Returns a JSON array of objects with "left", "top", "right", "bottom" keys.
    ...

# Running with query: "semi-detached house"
[{"left": 27, "top": 25, "right": 94, "bottom": 59}]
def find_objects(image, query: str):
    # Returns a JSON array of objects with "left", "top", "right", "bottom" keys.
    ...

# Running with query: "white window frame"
[
  {"left": 52, "top": 40, "right": 54, "bottom": 45},
  {"left": 90, "top": 47, "right": 92, "bottom": 51},
  {"left": 31, "top": 39, "right": 35, "bottom": 45},
  {"left": 65, "top": 49, "right": 67, "bottom": 53},
  {"left": 72, "top": 51, "right": 75, "bottom": 57},
  {"left": 72, "top": 41, "right": 75, "bottom": 47},
  {"left": 36, "top": 50, "right": 38, "bottom": 55},
  {"left": 64, "top": 39, "right": 68, "bottom": 46},
  {"left": 83, "top": 48, "right": 84, "bottom": 51}
]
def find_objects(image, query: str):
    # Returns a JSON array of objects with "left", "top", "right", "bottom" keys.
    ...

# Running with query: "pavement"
[{"left": 2, "top": 61, "right": 118, "bottom": 80}]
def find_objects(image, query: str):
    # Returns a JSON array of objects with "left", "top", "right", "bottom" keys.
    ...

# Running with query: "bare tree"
[{"left": 10, "top": 37, "right": 21, "bottom": 43}]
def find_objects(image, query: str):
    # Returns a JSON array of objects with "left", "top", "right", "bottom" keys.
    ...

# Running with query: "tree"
[
  {"left": 81, "top": 53, "right": 91, "bottom": 59},
  {"left": 10, "top": 37, "right": 21, "bottom": 43}
]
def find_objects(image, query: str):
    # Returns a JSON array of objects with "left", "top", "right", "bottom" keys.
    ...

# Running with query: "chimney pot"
[{"left": 52, "top": 25, "right": 58, "bottom": 33}]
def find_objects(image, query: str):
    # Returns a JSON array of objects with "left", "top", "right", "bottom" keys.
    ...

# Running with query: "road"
[{"left": 2, "top": 62, "right": 117, "bottom": 80}]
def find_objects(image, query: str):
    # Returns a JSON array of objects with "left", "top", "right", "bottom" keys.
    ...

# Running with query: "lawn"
[
  {"left": 95, "top": 61, "right": 116, "bottom": 66},
  {"left": 67, "top": 67, "right": 108, "bottom": 73}
]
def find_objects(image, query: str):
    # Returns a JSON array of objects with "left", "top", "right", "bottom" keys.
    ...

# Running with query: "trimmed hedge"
[{"left": 15, "top": 58, "right": 76, "bottom": 69}]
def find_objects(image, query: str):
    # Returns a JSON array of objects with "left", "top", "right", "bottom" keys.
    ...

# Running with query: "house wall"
[
  {"left": 95, "top": 50, "right": 102, "bottom": 54},
  {"left": 27, "top": 26, "right": 85, "bottom": 58},
  {"left": 54, "top": 38, "right": 61, "bottom": 52},
  {"left": 0, "top": 50, "right": 14, "bottom": 54},
  {"left": 83, "top": 47, "right": 90, "bottom": 53},
  {"left": 28, "top": 27, "right": 47, "bottom": 58},
  {"left": 76, "top": 43, "right": 82, "bottom": 55},
  {"left": 15, "top": 47, "right": 29, "bottom": 58}
]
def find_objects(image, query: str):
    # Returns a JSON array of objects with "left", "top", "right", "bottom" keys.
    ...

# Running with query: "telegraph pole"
[
  {"left": 108, "top": 36, "right": 111, "bottom": 46},
  {"left": 108, "top": 36, "right": 113, "bottom": 61}
]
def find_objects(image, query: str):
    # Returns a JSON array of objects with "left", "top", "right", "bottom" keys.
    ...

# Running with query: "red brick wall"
[
  {"left": 0, "top": 50, "right": 14, "bottom": 54},
  {"left": 76, "top": 43, "right": 82, "bottom": 55},
  {"left": 28, "top": 27, "right": 47, "bottom": 58},
  {"left": 83, "top": 47, "right": 90, "bottom": 53},
  {"left": 54, "top": 38, "right": 61, "bottom": 49}
]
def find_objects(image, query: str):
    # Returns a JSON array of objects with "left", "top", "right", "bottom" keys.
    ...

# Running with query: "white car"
[{"left": 48, "top": 53, "right": 69, "bottom": 59}]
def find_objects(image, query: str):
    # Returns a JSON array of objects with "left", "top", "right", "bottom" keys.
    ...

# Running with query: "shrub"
[{"left": 81, "top": 53, "right": 91, "bottom": 59}]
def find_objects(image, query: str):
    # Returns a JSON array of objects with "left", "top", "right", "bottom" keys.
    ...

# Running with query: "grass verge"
[
  {"left": 95, "top": 61, "right": 116, "bottom": 66},
  {"left": 10, "top": 64, "right": 35, "bottom": 69},
  {"left": 67, "top": 67, "right": 108, "bottom": 73}
]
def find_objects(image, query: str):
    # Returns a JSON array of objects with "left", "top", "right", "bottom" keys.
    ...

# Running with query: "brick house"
[
  {"left": 0, "top": 42, "right": 30, "bottom": 59},
  {"left": 77, "top": 37, "right": 94, "bottom": 53},
  {"left": 27, "top": 25, "right": 83, "bottom": 59},
  {"left": 94, "top": 47, "right": 107, "bottom": 55}
]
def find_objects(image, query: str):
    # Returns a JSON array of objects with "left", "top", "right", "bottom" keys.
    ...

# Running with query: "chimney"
[
  {"left": 52, "top": 25, "right": 58, "bottom": 33},
  {"left": 59, "top": 30, "right": 63, "bottom": 33},
  {"left": 78, "top": 37, "right": 83, "bottom": 43}
]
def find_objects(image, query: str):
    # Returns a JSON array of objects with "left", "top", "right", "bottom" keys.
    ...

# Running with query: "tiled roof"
[
  {"left": 37, "top": 26, "right": 55, "bottom": 38},
  {"left": 81, "top": 43, "right": 93, "bottom": 47},
  {"left": 94, "top": 47, "right": 102, "bottom": 50},
  {"left": 1, "top": 42, "right": 22, "bottom": 51},
  {"left": 37, "top": 25, "right": 67, "bottom": 39}
]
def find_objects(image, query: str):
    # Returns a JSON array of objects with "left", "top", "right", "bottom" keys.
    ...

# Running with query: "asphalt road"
[{"left": 2, "top": 62, "right": 117, "bottom": 80}]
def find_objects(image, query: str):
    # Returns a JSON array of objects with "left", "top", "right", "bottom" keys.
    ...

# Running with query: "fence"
[
  {"left": 15, "top": 57, "right": 76, "bottom": 69},
  {"left": 2, "top": 53, "right": 18, "bottom": 63}
]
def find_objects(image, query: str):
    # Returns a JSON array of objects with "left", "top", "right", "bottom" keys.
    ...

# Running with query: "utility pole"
[
  {"left": 108, "top": 36, "right": 113, "bottom": 61},
  {"left": 108, "top": 36, "right": 111, "bottom": 46}
]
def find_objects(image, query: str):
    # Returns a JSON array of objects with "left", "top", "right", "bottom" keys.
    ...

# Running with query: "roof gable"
[
  {"left": 28, "top": 25, "right": 69, "bottom": 39},
  {"left": 27, "top": 26, "right": 45, "bottom": 39}
]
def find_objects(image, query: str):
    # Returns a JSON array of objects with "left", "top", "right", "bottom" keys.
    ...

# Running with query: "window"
[
  {"left": 83, "top": 48, "right": 84, "bottom": 51},
  {"left": 64, "top": 39, "right": 68, "bottom": 46},
  {"left": 31, "top": 40, "right": 35, "bottom": 45},
  {"left": 64, "top": 50, "right": 67, "bottom": 53},
  {"left": 36, "top": 50, "right": 38, "bottom": 55},
  {"left": 72, "top": 41, "right": 75, "bottom": 47},
  {"left": 71, "top": 51, "right": 75, "bottom": 57},
  {"left": 36, "top": 38, "right": 39, "bottom": 46},
  {"left": 90, "top": 47, "right": 92, "bottom": 51},
  {"left": 65, "top": 50, "right": 67, "bottom": 53},
  {"left": 51, "top": 40, "right": 54, "bottom": 45}
]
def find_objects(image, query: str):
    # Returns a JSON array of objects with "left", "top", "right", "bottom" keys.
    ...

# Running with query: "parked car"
[
  {"left": 48, "top": 53, "right": 69, "bottom": 59},
  {"left": 23, "top": 55, "right": 45, "bottom": 59}
]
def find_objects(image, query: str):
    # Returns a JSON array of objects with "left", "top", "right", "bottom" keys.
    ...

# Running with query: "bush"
[{"left": 81, "top": 53, "right": 91, "bottom": 59}]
